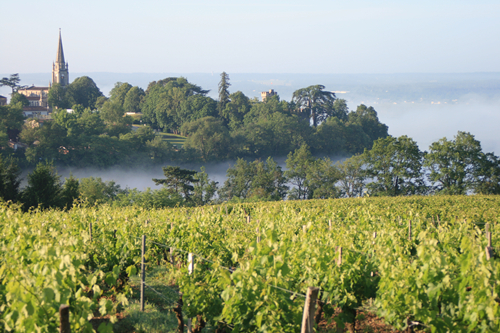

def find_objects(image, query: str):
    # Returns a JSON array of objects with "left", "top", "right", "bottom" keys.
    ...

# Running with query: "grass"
[
  {"left": 111, "top": 264, "right": 182, "bottom": 333},
  {"left": 131, "top": 125, "right": 187, "bottom": 148}
]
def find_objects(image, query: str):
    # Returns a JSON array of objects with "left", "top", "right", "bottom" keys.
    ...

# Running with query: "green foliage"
[
  {"left": 218, "top": 72, "right": 231, "bottom": 116},
  {"left": 153, "top": 166, "right": 199, "bottom": 201},
  {"left": 424, "top": 131, "right": 483, "bottom": 194},
  {"left": 292, "top": 84, "right": 337, "bottom": 127},
  {"left": 181, "top": 116, "right": 231, "bottom": 161},
  {"left": 0, "top": 156, "right": 21, "bottom": 202},
  {"left": 66, "top": 76, "right": 104, "bottom": 110},
  {"left": 21, "top": 161, "right": 63, "bottom": 210},
  {"left": 79, "top": 177, "right": 123, "bottom": 205},
  {"left": 9, "top": 92, "right": 29, "bottom": 107},
  {"left": 0, "top": 73, "right": 22, "bottom": 93},
  {"left": 363, "top": 135, "right": 427, "bottom": 196},
  {"left": 47, "top": 83, "right": 69, "bottom": 109},
  {"left": 219, "top": 157, "right": 288, "bottom": 202}
]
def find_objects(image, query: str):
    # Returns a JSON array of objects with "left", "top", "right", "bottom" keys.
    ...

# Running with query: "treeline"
[
  {"left": 1, "top": 73, "right": 389, "bottom": 167},
  {"left": 1, "top": 131, "right": 498, "bottom": 211}
]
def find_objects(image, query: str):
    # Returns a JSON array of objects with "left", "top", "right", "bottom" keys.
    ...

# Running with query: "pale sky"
[{"left": 1, "top": 0, "right": 500, "bottom": 74}]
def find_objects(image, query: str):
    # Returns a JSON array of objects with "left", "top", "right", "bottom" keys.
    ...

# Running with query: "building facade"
[
  {"left": 261, "top": 89, "right": 277, "bottom": 101},
  {"left": 17, "top": 30, "right": 69, "bottom": 118}
]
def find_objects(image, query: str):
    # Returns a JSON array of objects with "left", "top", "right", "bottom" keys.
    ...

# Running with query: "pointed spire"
[{"left": 56, "top": 28, "right": 65, "bottom": 65}]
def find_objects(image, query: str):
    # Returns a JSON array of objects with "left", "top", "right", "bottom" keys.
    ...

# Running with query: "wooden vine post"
[
  {"left": 187, "top": 253, "right": 194, "bottom": 333},
  {"left": 301, "top": 287, "right": 320, "bottom": 333},
  {"left": 256, "top": 227, "right": 261, "bottom": 243},
  {"left": 337, "top": 247, "right": 342, "bottom": 266},
  {"left": 408, "top": 220, "right": 412, "bottom": 241},
  {"left": 89, "top": 223, "right": 92, "bottom": 242},
  {"left": 140, "top": 235, "right": 146, "bottom": 312},
  {"left": 486, "top": 227, "right": 494, "bottom": 260},
  {"left": 59, "top": 304, "right": 70, "bottom": 333},
  {"left": 328, "top": 220, "right": 332, "bottom": 231}
]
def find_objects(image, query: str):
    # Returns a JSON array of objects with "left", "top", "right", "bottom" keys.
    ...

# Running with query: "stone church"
[{"left": 17, "top": 30, "right": 69, "bottom": 118}]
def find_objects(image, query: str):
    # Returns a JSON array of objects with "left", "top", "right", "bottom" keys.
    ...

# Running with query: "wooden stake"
[
  {"left": 337, "top": 247, "right": 342, "bottom": 266},
  {"left": 256, "top": 227, "right": 261, "bottom": 243},
  {"left": 408, "top": 220, "right": 412, "bottom": 241},
  {"left": 328, "top": 220, "right": 332, "bottom": 231},
  {"left": 141, "top": 235, "right": 146, "bottom": 312},
  {"left": 59, "top": 304, "right": 70, "bottom": 333},
  {"left": 301, "top": 287, "right": 320, "bottom": 333},
  {"left": 89, "top": 223, "right": 92, "bottom": 241},
  {"left": 170, "top": 248, "right": 175, "bottom": 265},
  {"left": 188, "top": 253, "right": 194, "bottom": 275},
  {"left": 246, "top": 215, "right": 251, "bottom": 223},
  {"left": 303, "top": 225, "right": 307, "bottom": 234}
]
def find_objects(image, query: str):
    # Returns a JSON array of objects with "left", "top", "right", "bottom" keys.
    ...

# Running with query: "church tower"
[{"left": 52, "top": 29, "right": 69, "bottom": 87}]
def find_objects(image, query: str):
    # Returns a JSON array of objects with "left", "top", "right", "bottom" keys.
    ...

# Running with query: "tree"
[
  {"left": 47, "top": 83, "right": 69, "bottom": 109},
  {"left": 21, "top": 161, "right": 63, "bottom": 210},
  {"left": 347, "top": 105, "right": 388, "bottom": 142},
  {"left": 424, "top": 131, "right": 483, "bottom": 195},
  {"left": 218, "top": 72, "right": 231, "bottom": 116},
  {"left": 473, "top": 153, "right": 500, "bottom": 194},
  {"left": 181, "top": 117, "right": 231, "bottom": 161},
  {"left": 0, "top": 74, "right": 22, "bottom": 94},
  {"left": 60, "top": 174, "right": 80, "bottom": 209},
  {"left": 218, "top": 157, "right": 288, "bottom": 202},
  {"left": 306, "top": 158, "right": 342, "bottom": 199},
  {"left": 0, "top": 104, "right": 24, "bottom": 144},
  {"left": 292, "top": 85, "right": 336, "bottom": 127},
  {"left": 153, "top": 166, "right": 199, "bottom": 201},
  {"left": 79, "top": 177, "right": 122, "bottom": 205},
  {"left": 9, "top": 93, "right": 29, "bottom": 107},
  {"left": 363, "top": 135, "right": 427, "bottom": 196},
  {"left": 109, "top": 82, "right": 133, "bottom": 107},
  {"left": 285, "top": 144, "right": 316, "bottom": 199},
  {"left": 220, "top": 91, "right": 251, "bottom": 129},
  {"left": 0, "top": 156, "right": 21, "bottom": 202},
  {"left": 192, "top": 167, "right": 219, "bottom": 205},
  {"left": 142, "top": 77, "right": 209, "bottom": 132},
  {"left": 66, "top": 76, "right": 103, "bottom": 109},
  {"left": 123, "top": 86, "right": 145, "bottom": 113},
  {"left": 336, "top": 155, "right": 366, "bottom": 198}
]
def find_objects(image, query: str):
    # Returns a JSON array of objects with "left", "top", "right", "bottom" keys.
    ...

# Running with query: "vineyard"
[{"left": 1, "top": 195, "right": 499, "bottom": 332}]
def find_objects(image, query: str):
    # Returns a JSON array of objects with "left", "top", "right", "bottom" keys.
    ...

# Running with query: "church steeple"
[
  {"left": 56, "top": 29, "right": 65, "bottom": 65},
  {"left": 52, "top": 29, "right": 69, "bottom": 87}
]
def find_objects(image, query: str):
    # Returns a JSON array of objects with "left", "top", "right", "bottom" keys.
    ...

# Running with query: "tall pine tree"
[{"left": 218, "top": 72, "right": 231, "bottom": 116}]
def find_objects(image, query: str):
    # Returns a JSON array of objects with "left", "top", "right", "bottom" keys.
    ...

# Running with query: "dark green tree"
[
  {"left": 21, "top": 161, "right": 63, "bottom": 210},
  {"left": 66, "top": 76, "right": 103, "bottom": 109},
  {"left": 60, "top": 174, "right": 80, "bottom": 209},
  {"left": 220, "top": 91, "right": 251, "bottom": 129},
  {"left": 47, "top": 83, "right": 69, "bottom": 109},
  {"left": 79, "top": 177, "right": 122, "bottom": 205},
  {"left": 153, "top": 166, "right": 199, "bottom": 201},
  {"left": 474, "top": 153, "right": 500, "bottom": 194},
  {"left": 0, "top": 156, "right": 21, "bottom": 202},
  {"left": 218, "top": 72, "right": 231, "bottom": 116},
  {"left": 192, "top": 167, "right": 219, "bottom": 205},
  {"left": 424, "top": 131, "right": 483, "bottom": 195},
  {"left": 292, "top": 85, "right": 336, "bottom": 127},
  {"left": 0, "top": 74, "right": 22, "bottom": 94},
  {"left": 347, "top": 104, "right": 388, "bottom": 142},
  {"left": 336, "top": 155, "right": 366, "bottom": 198},
  {"left": 285, "top": 144, "right": 316, "bottom": 199},
  {"left": 181, "top": 117, "right": 231, "bottom": 161},
  {"left": 109, "top": 82, "right": 133, "bottom": 107},
  {"left": 363, "top": 135, "right": 427, "bottom": 196},
  {"left": 306, "top": 158, "right": 342, "bottom": 199},
  {"left": 9, "top": 93, "right": 29, "bottom": 107},
  {"left": 123, "top": 86, "right": 145, "bottom": 113},
  {"left": 219, "top": 157, "right": 287, "bottom": 202}
]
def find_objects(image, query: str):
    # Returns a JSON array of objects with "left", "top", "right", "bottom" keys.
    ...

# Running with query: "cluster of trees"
[
  {"left": 1, "top": 131, "right": 498, "bottom": 211},
  {"left": 152, "top": 131, "right": 500, "bottom": 205},
  {"left": 1, "top": 73, "right": 389, "bottom": 168},
  {"left": 142, "top": 74, "right": 389, "bottom": 161}
]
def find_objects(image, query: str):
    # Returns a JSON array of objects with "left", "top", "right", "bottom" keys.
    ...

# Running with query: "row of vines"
[{"left": 1, "top": 195, "right": 499, "bottom": 332}]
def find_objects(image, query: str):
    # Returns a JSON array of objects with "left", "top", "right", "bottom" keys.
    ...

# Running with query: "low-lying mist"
[{"left": 376, "top": 97, "right": 500, "bottom": 154}]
